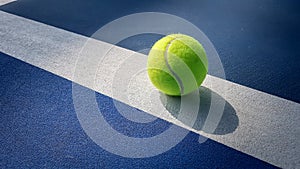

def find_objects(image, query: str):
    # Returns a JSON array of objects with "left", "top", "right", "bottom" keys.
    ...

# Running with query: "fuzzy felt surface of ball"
[{"left": 147, "top": 34, "right": 208, "bottom": 96}]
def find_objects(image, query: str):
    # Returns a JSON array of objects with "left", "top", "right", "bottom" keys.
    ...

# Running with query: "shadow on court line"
[{"left": 160, "top": 86, "right": 238, "bottom": 135}]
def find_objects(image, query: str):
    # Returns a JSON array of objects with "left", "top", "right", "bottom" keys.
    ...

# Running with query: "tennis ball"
[{"left": 147, "top": 34, "right": 208, "bottom": 96}]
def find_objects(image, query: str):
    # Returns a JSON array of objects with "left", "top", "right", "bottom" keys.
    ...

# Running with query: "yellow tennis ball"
[{"left": 147, "top": 34, "right": 208, "bottom": 96}]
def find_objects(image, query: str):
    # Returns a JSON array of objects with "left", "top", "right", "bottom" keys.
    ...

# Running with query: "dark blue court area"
[
  {"left": 0, "top": 52, "right": 278, "bottom": 168},
  {"left": 1, "top": 1, "right": 299, "bottom": 168},
  {"left": 1, "top": 0, "right": 299, "bottom": 103}
]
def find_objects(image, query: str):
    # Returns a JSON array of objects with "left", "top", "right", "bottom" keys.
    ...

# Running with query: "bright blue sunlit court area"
[{"left": 0, "top": 0, "right": 299, "bottom": 168}]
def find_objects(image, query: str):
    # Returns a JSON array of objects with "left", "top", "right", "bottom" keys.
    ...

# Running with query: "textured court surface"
[
  {"left": 1, "top": 51, "right": 278, "bottom": 168},
  {"left": 1, "top": 1, "right": 300, "bottom": 169}
]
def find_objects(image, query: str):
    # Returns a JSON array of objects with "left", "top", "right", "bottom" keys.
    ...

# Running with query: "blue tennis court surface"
[
  {"left": 0, "top": 0, "right": 299, "bottom": 168},
  {"left": 0, "top": 52, "right": 277, "bottom": 168},
  {"left": 1, "top": 0, "right": 299, "bottom": 102}
]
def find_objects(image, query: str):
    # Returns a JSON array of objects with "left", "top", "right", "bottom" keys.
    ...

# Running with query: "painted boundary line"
[
  {"left": 0, "top": 0, "right": 15, "bottom": 6},
  {"left": 0, "top": 11, "right": 299, "bottom": 168}
]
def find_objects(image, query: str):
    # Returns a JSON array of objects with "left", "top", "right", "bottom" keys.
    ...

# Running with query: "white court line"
[
  {"left": 0, "top": 0, "right": 16, "bottom": 6},
  {"left": 0, "top": 11, "right": 299, "bottom": 168}
]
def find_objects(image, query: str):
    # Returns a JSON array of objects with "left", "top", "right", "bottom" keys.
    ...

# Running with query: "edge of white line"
[{"left": 0, "top": 11, "right": 299, "bottom": 168}]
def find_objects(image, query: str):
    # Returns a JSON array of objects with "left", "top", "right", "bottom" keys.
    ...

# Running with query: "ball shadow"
[{"left": 160, "top": 86, "right": 239, "bottom": 135}]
